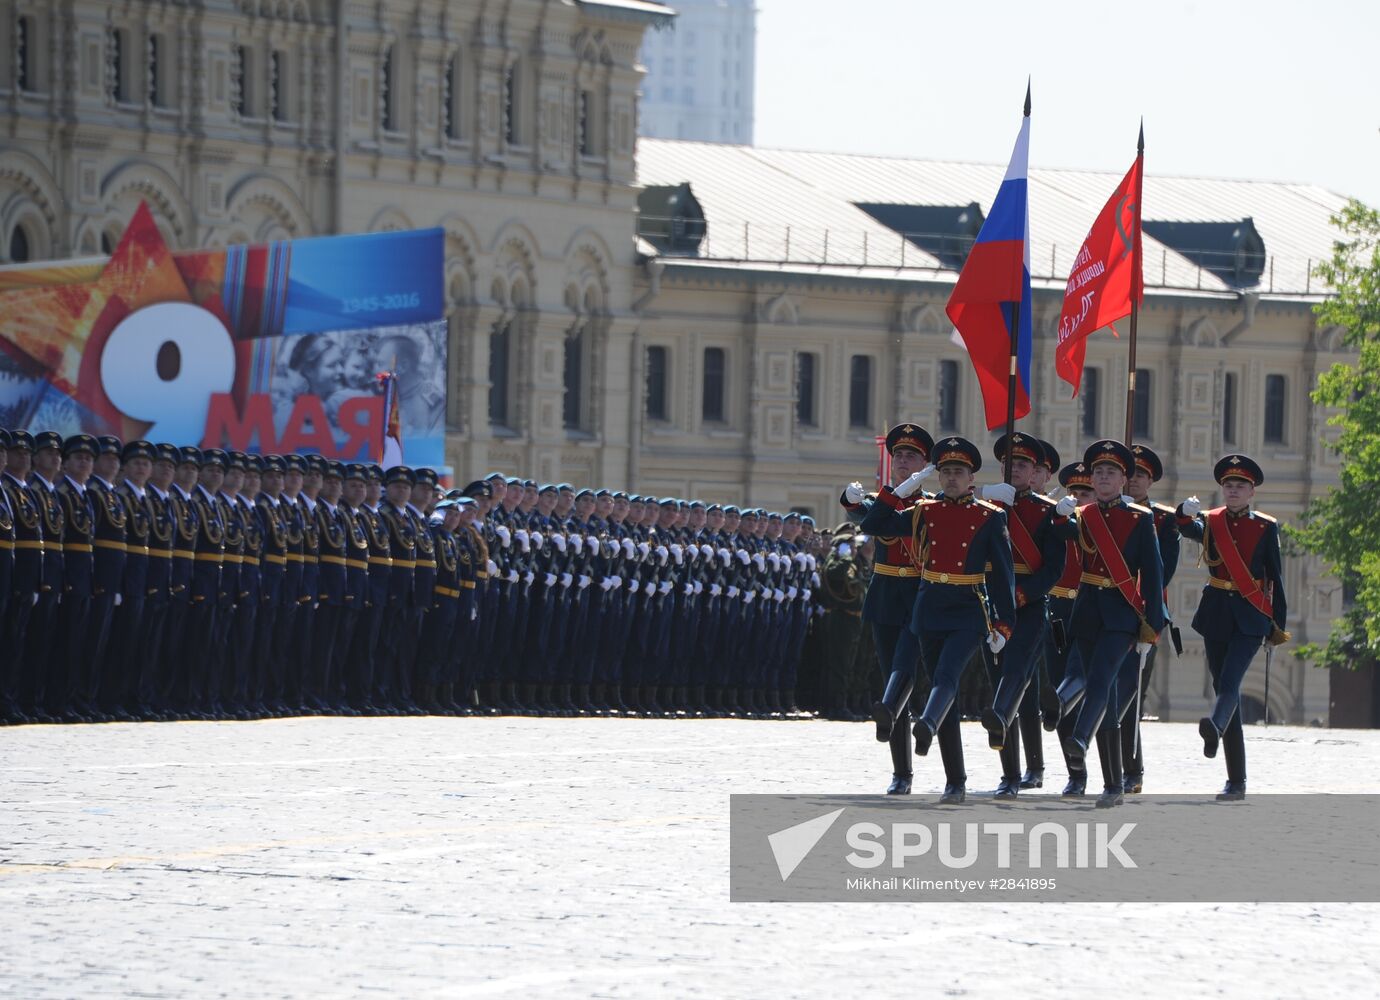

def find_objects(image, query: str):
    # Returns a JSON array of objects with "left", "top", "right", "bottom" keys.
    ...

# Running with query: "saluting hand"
[
  {"left": 1181, "top": 496, "right": 1201, "bottom": 516},
  {"left": 843, "top": 481, "right": 866, "bottom": 505}
]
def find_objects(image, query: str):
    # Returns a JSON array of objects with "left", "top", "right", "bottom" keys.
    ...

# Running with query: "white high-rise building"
[{"left": 638, "top": 0, "right": 755, "bottom": 143}]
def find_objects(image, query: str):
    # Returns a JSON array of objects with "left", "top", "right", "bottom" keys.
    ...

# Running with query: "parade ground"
[{"left": 3, "top": 717, "right": 1377, "bottom": 998}]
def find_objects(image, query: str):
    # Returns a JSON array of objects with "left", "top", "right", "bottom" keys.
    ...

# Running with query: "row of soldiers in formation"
[
  {"left": 0, "top": 427, "right": 837, "bottom": 727},
  {"left": 841, "top": 424, "right": 1289, "bottom": 806}
]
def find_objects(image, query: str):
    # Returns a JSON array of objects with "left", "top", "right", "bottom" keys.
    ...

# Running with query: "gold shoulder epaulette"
[{"left": 973, "top": 498, "right": 1002, "bottom": 515}]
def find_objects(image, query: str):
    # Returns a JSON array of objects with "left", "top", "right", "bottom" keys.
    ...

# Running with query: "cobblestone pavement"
[{"left": 2, "top": 717, "right": 1376, "bottom": 998}]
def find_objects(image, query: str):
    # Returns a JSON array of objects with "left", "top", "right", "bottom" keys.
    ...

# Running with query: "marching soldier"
[
  {"left": 1118, "top": 444, "right": 1182, "bottom": 792},
  {"left": 978, "top": 434, "right": 1077, "bottom": 798},
  {"left": 1014, "top": 438, "right": 1062, "bottom": 785},
  {"left": 311, "top": 461, "right": 350, "bottom": 713},
  {"left": 253, "top": 456, "right": 289, "bottom": 715},
  {"left": 1051, "top": 440, "right": 1167, "bottom": 808},
  {"left": 107, "top": 440, "right": 155, "bottom": 720},
  {"left": 841, "top": 422, "right": 935, "bottom": 795},
  {"left": 86, "top": 435, "right": 127, "bottom": 720},
  {"left": 1176, "top": 455, "right": 1288, "bottom": 801},
  {"left": 860, "top": 436, "right": 1017, "bottom": 803},
  {"left": 188, "top": 449, "right": 227, "bottom": 717},
  {"left": 379, "top": 466, "right": 419, "bottom": 712},
  {"left": 346, "top": 465, "right": 390, "bottom": 714},
  {"left": 140, "top": 444, "right": 181, "bottom": 719},
  {"left": 228, "top": 454, "right": 264, "bottom": 717},
  {"left": 52, "top": 434, "right": 95, "bottom": 721}
]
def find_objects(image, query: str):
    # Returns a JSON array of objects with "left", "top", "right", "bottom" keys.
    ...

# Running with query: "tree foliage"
[{"left": 1287, "top": 199, "right": 1380, "bottom": 668}]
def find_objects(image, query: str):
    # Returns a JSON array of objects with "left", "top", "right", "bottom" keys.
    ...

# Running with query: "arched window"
[
  {"left": 563, "top": 329, "right": 584, "bottom": 430},
  {"left": 1080, "top": 367, "right": 1100, "bottom": 438},
  {"left": 702, "top": 347, "right": 725, "bottom": 423},
  {"left": 270, "top": 50, "right": 287, "bottom": 121},
  {"left": 1223, "top": 372, "right": 1238, "bottom": 445},
  {"left": 110, "top": 28, "right": 129, "bottom": 103},
  {"left": 1133, "top": 368, "right": 1152, "bottom": 440},
  {"left": 8, "top": 226, "right": 31, "bottom": 264},
  {"left": 488, "top": 320, "right": 511, "bottom": 427}
]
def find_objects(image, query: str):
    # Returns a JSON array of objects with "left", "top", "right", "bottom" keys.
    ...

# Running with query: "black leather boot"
[
  {"left": 912, "top": 716, "right": 935, "bottom": 756},
  {"left": 871, "top": 667, "right": 914, "bottom": 744},
  {"left": 939, "top": 783, "right": 966, "bottom": 804},
  {"left": 1018, "top": 710, "right": 1044, "bottom": 788},
  {"left": 1199, "top": 717, "right": 1220, "bottom": 758},
  {"left": 1216, "top": 779, "right": 1247, "bottom": 801},
  {"left": 887, "top": 709, "right": 913, "bottom": 794},
  {"left": 1095, "top": 729, "right": 1124, "bottom": 808}
]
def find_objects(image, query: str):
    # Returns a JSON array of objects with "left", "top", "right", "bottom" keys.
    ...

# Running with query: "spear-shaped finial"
[
  {"left": 1137, "top": 117, "right": 1144, "bottom": 155},
  {"left": 1024, "top": 77, "right": 1032, "bottom": 117}
]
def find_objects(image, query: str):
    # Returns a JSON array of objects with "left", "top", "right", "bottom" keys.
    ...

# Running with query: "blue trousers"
[
  {"left": 1069, "top": 629, "right": 1136, "bottom": 746},
  {"left": 917, "top": 626, "right": 984, "bottom": 731},
  {"left": 1205, "top": 634, "right": 1262, "bottom": 733},
  {"left": 991, "top": 601, "right": 1047, "bottom": 723}
]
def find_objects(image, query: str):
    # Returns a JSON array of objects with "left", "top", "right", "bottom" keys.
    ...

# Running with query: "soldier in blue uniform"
[
  {"left": 227, "top": 453, "right": 264, "bottom": 717},
  {"left": 188, "top": 448, "right": 227, "bottom": 717},
  {"left": 336, "top": 463, "right": 374, "bottom": 714},
  {"left": 978, "top": 434, "right": 1078, "bottom": 798},
  {"left": 1013, "top": 438, "right": 1062, "bottom": 786},
  {"left": 379, "top": 465, "right": 419, "bottom": 713},
  {"left": 253, "top": 456, "right": 289, "bottom": 715},
  {"left": 1052, "top": 440, "right": 1167, "bottom": 808},
  {"left": 0, "top": 430, "right": 28, "bottom": 723},
  {"left": 1117, "top": 444, "right": 1182, "bottom": 792},
  {"left": 419, "top": 496, "right": 463, "bottom": 713},
  {"left": 1176, "top": 454, "right": 1288, "bottom": 800},
  {"left": 860, "top": 436, "right": 1017, "bottom": 803},
  {"left": 139, "top": 444, "right": 181, "bottom": 719},
  {"left": 311, "top": 461, "right": 350, "bottom": 712},
  {"left": 841, "top": 422, "right": 936, "bottom": 794},
  {"left": 52, "top": 434, "right": 97, "bottom": 721},
  {"left": 84, "top": 435, "right": 128, "bottom": 719},
  {"left": 106, "top": 440, "right": 154, "bottom": 720}
]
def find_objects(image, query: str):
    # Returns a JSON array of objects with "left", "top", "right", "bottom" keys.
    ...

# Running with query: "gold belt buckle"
[{"left": 939, "top": 572, "right": 949, "bottom": 583}]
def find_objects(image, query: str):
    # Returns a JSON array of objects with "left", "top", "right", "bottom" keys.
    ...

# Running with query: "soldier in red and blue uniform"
[
  {"left": 1052, "top": 440, "right": 1167, "bottom": 808},
  {"left": 840, "top": 422, "right": 937, "bottom": 795},
  {"left": 860, "top": 436, "right": 1016, "bottom": 804},
  {"left": 1175, "top": 454, "right": 1288, "bottom": 801},
  {"left": 1117, "top": 444, "right": 1182, "bottom": 792},
  {"left": 977, "top": 434, "right": 1078, "bottom": 798},
  {"left": 1013, "top": 438, "right": 1062, "bottom": 788}
]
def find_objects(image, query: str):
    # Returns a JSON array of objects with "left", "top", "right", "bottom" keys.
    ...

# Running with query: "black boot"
[
  {"left": 1018, "top": 710, "right": 1044, "bottom": 788},
  {"left": 1216, "top": 779, "right": 1247, "bottom": 801},
  {"left": 871, "top": 667, "right": 914, "bottom": 744},
  {"left": 1061, "top": 769, "right": 1087, "bottom": 797},
  {"left": 887, "top": 709, "right": 913, "bottom": 794},
  {"left": 995, "top": 723, "right": 1021, "bottom": 798},
  {"left": 994, "top": 776, "right": 1019, "bottom": 799},
  {"left": 1121, "top": 721, "right": 1143, "bottom": 793},
  {"left": 912, "top": 716, "right": 935, "bottom": 756},
  {"left": 939, "top": 783, "right": 966, "bottom": 804},
  {"left": 1221, "top": 715, "right": 1247, "bottom": 799},
  {"left": 782, "top": 688, "right": 803, "bottom": 718},
  {"left": 1199, "top": 717, "right": 1220, "bottom": 758},
  {"left": 1095, "top": 729, "right": 1124, "bottom": 808},
  {"left": 982, "top": 674, "right": 1026, "bottom": 751}
]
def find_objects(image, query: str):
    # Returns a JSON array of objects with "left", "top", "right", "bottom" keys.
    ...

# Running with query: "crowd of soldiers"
[
  {"left": 840, "top": 424, "right": 1289, "bottom": 806},
  {"left": 0, "top": 428, "right": 850, "bottom": 726}
]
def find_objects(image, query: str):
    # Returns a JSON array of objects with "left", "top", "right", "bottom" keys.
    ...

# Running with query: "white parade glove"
[
  {"left": 658, "top": 580, "right": 672, "bottom": 596},
  {"left": 987, "top": 631, "right": 1008, "bottom": 654},
  {"left": 806, "top": 554, "right": 817, "bottom": 571},
  {"left": 619, "top": 538, "right": 633, "bottom": 558},
  {"left": 843, "top": 481, "right": 866, "bottom": 505},
  {"left": 1055, "top": 495, "right": 1077, "bottom": 518},
  {"left": 560, "top": 572, "right": 573, "bottom": 588},
  {"left": 471, "top": 606, "right": 478, "bottom": 621},
  {"left": 587, "top": 536, "right": 599, "bottom": 554},
  {"left": 1120, "top": 494, "right": 1134, "bottom": 505},
  {"left": 768, "top": 552, "right": 781, "bottom": 570},
  {"left": 727, "top": 585, "right": 739, "bottom": 598},
  {"left": 578, "top": 574, "right": 591, "bottom": 589},
  {"left": 794, "top": 552, "right": 807, "bottom": 569},
  {"left": 1182, "top": 496, "right": 1201, "bottom": 516},
  {"left": 710, "top": 582, "right": 722, "bottom": 597},
  {"left": 810, "top": 571, "right": 821, "bottom": 586},
  {"left": 801, "top": 588, "right": 811, "bottom": 602},
  {"left": 683, "top": 582, "right": 694, "bottom": 596},
  {"left": 736, "top": 549, "right": 750, "bottom": 565},
  {"left": 743, "top": 589, "right": 755, "bottom": 604},
  {"left": 496, "top": 525, "right": 511, "bottom": 546},
  {"left": 894, "top": 466, "right": 935, "bottom": 498},
  {"left": 1136, "top": 640, "right": 1154, "bottom": 656},
  {"left": 486, "top": 559, "right": 498, "bottom": 576},
  {"left": 670, "top": 543, "right": 683, "bottom": 564},
  {"left": 655, "top": 545, "right": 669, "bottom": 565},
  {"left": 543, "top": 572, "right": 556, "bottom": 588},
  {"left": 978, "top": 482, "right": 1017, "bottom": 507},
  {"left": 523, "top": 571, "right": 535, "bottom": 586},
  {"left": 611, "top": 576, "right": 622, "bottom": 590},
  {"left": 718, "top": 547, "right": 731, "bottom": 565},
  {"left": 787, "top": 586, "right": 798, "bottom": 600},
  {"left": 518, "top": 536, "right": 530, "bottom": 554},
  {"left": 752, "top": 552, "right": 766, "bottom": 571},
  {"left": 553, "top": 533, "right": 567, "bottom": 553},
  {"left": 114, "top": 593, "right": 123, "bottom": 607},
  {"left": 530, "top": 531, "right": 544, "bottom": 549},
  {"left": 637, "top": 541, "right": 650, "bottom": 559},
  {"left": 600, "top": 577, "right": 614, "bottom": 591},
  {"left": 33, "top": 594, "right": 40, "bottom": 606},
  {"left": 514, "top": 527, "right": 528, "bottom": 545},
  {"left": 629, "top": 578, "right": 640, "bottom": 593},
  {"left": 773, "top": 588, "right": 784, "bottom": 603},
  {"left": 700, "top": 544, "right": 713, "bottom": 559},
  {"left": 837, "top": 542, "right": 852, "bottom": 557},
  {"left": 507, "top": 569, "right": 519, "bottom": 584}
]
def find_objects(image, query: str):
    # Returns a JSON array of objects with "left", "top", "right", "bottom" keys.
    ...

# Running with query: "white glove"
[
  {"left": 507, "top": 569, "right": 519, "bottom": 584},
  {"left": 801, "top": 588, "right": 811, "bottom": 602},
  {"left": 495, "top": 525, "right": 511, "bottom": 547},
  {"left": 978, "top": 482, "right": 1017, "bottom": 507},
  {"left": 637, "top": 541, "right": 650, "bottom": 558},
  {"left": 787, "top": 586, "right": 798, "bottom": 600},
  {"left": 543, "top": 572, "right": 557, "bottom": 588},
  {"left": 578, "top": 574, "right": 591, "bottom": 589},
  {"left": 470, "top": 606, "right": 478, "bottom": 621},
  {"left": 620, "top": 538, "right": 634, "bottom": 558},
  {"left": 553, "top": 533, "right": 567, "bottom": 553},
  {"left": 1055, "top": 495, "right": 1077, "bottom": 518},
  {"left": 530, "top": 531, "right": 544, "bottom": 549},
  {"left": 600, "top": 577, "right": 614, "bottom": 591},
  {"left": 629, "top": 578, "right": 640, "bottom": 593},
  {"left": 700, "top": 544, "right": 713, "bottom": 559},
  {"left": 806, "top": 554, "right": 817, "bottom": 571},
  {"left": 736, "top": 549, "right": 750, "bottom": 565},
  {"left": 1182, "top": 496, "right": 1201, "bottom": 516},
  {"left": 658, "top": 580, "right": 672, "bottom": 596},
  {"left": 837, "top": 542, "right": 852, "bottom": 557},
  {"left": 610, "top": 576, "right": 621, "bottom": 589},
  {"left": 1136, "top": 640, "right": 1154, "bottom": 656},
  {"left": 773, "top": 588, "right": 785, "bottom": 603},
  {"left": 987, "top": 631, "right": 1007, "bottom": 654},
  {"left": 894, "top": 465, "right": 935, "bottom": 498},
  {"left": 559, "top": 572, "right": 573, "bottom": 588},
  {"left": 486, "top": 559, "right": 498, "bottom": 576},
  {"left": 1121, "top": 494, "right": 1135, "bottom": 505},
  {"left": 670, "top": 543, "right": 683, "bottom": 564},
  {"left": 514, "top": 527, "right": 528, "bottom": 545},
  {"left": 752, "top": 552, "right": 766, "bottom": 571},
  {"left": 743, "top": 590, "right": 755, "bottom": 604},
  {"left": 693, "top": 580, "right": 703, "bottom": 595},
  {"left": 810, "top": 572, "right": 820, "bottom": 587},
  {"left": 683, "top": 582, "right": 694, "bottom": 596},
  {"left": 710, "top": 582, "right": 722, "bottom": 597},
  {"left": 844, "top": 481, "right": 866, "bottom": 504},
  {"left": 794, "top": 552, "right": 807, "bottom": 569},
  {"left": 768, "top": 552, "right": 781, "bottom": 570},
  {"left": 718, "top": 547, "right": 731, "bottom": 565},
  {"left": 33, "top": 594, "right": 39, "bottom": 606},
  {"left": 655, "top": 545, "right": 669, "bottom": 565},
  {"left": 523, "top": 571, "right": 535, "bottom": 586},
  {"left": 727, "top": 585, "right": 739, "bottom": 598}
]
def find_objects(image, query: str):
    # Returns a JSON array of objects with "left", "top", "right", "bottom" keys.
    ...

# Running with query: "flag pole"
[
  {"left": 1123, "top": 120, "right": 1144, "bottom": 446},
  {"left": 1003, "top": 81, "right": 1031, "bottom": 485}
]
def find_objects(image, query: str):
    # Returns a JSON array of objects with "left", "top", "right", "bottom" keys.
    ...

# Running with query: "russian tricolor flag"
[{"left": 946, "top": 103, "right": 1033, "bottom": 430}]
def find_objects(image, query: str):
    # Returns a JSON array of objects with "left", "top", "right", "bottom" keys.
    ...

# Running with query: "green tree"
[{"left": 1287, "top": 199, "right": 1380, "bottom": 669}]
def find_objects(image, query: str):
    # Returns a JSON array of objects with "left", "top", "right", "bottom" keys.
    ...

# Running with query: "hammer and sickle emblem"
[{"left": 1115, "top": 194, "right": 1137, "bottom": 260}]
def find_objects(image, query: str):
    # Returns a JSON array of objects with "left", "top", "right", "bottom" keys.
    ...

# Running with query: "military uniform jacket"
[
  {"left": 0, "top": 477, "right": 14, "bottom": 601},
  {"left": 339, "top": 503, "right": 370, "bottom": 608},
  {"left": 88, "top": 475, "right": 127, "bottom": 597},
  {"left": 56, "top": 477, "right": 94, "bottom": 599},
  {"left": 29, "top": 475, "right": 65, "bottom": 595},
  {"left": 234, "top": 494, "right": 263, "bottom": 605},
  {"left": 143, "top": 486, "right": 174, "bottom": 600},
  {"left": 189, "top": 486, "right": 225, "bottom": 603},
  {"left": 1069, "top": 499, "right": 1167, "bottom": 639},
  {"left": 117, "top": 481, "right": 152, "bottom": 601},
  {"left": 431, "top": 524, "right": 460, "bottom": 604},
  {"left": 315, "top": 501, "right": 348, "bottom": 606},
  {"left": 380, "top": 502, "right": 417, "bottom": 607},
  {"left": 1177, "top": 505, "right": 1286, "bottom": 640},
  {"left": 216, "top": 492, "right": 243, "bottom": 603},
  {"left": 3, "top": 470, "right": 43, "bottom": 595},
  {"left": 298, "top": 496, "right": 320, "bottom": 604},
  {"left": 280, "top": 493, "right": 306, "bottom": 605},
  {"left": 843, "top": 487, "right": 925, "bottom": 627},
  {"left": 861, "top": 488, "right": 1017, "bottom": 636},
  {"left": 1001, "top": 490, "right": 1076, "bottom": 607},
  {"left": 357, "top": 504, "right": 391, "bottom": 606},
  {"left": 1147, "top": 499, "right": 1182, "bottom": 587},
  {"left": 407, "top": 505, "right": 437, "bottom": 607},
  {"left": 255, "top": 493, "right": 289, "bottom": 604},
  {"left": 168, "top": 485, "right": 199, "bottom": 599}
]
